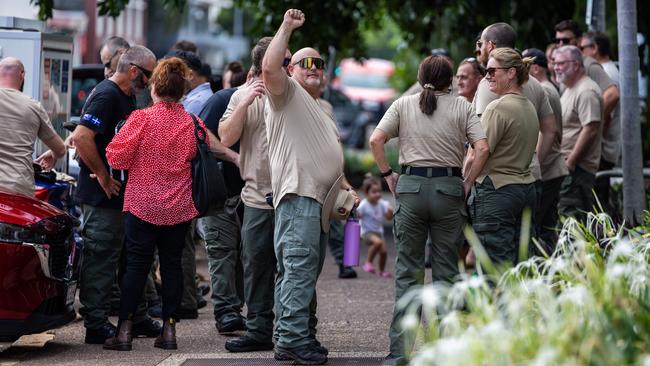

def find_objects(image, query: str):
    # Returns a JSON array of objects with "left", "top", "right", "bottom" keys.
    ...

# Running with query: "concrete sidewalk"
[{"left": 0, "top": 231, "right": 397, "bottom": 366}]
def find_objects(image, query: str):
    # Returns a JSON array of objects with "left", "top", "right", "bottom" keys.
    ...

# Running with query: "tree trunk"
[{"left": 617, "top": 0, "right": 646, "bottom": 226}]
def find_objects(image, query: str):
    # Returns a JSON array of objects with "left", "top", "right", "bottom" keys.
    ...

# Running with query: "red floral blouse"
[{"left": 106, "top": 101, "right": 208, "bottom": 225}]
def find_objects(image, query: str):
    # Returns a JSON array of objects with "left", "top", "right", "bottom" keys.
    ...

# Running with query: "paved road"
[{"left": 0, "top": 231, "right": 398, "bottom": 366}]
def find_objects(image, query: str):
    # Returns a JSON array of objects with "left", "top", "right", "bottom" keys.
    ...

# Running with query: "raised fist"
[{"left": 282, "top": 9, "right": 305, "bottom": 30}]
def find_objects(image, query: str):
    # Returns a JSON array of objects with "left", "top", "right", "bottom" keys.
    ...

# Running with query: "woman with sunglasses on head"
[
  {"left": 370, "top": 55, "right": 489, "bottom": 365},
  {"left": 103, "top": 57, "right": 238, "bottom": 352},
  {"left": 465, "top": 48, "right": 539, "bottom": 268}
]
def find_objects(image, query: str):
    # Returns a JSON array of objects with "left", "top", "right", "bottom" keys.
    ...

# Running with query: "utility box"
[{"left": 0, "top": 16, "right": 73, "bottom": 172}]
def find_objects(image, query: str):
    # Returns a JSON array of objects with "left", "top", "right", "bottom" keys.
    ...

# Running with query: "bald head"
[
  {"left": 291, "top": 47, "right": 321, "bottom": 64},
  {"left": 0, "top": 57, "right": 25, "bottom": 90}
]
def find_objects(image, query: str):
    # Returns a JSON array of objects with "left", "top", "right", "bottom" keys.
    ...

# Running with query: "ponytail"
[
  {"left": 419, "top": 84, "right": 438, "bottom": 115},
  {"left": 417, "top": 56, "right": 453, "bottom": 116}
]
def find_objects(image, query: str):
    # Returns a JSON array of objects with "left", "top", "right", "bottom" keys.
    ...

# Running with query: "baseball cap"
[{"left": 522, "top": 48, "right": 548, "bottom": 69}]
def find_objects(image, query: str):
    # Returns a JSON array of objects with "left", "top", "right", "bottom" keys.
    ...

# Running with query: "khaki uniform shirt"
[
  {"left": 598, "top": 60, "right": 621, "bottom": 164},
  {"left": 402, "top": 78, "right": 458, "bottom": 97},
  {"left": 265, "top": 77, "right": 343, "bottom": 206},
  {"left": 560, "top": 76, "right": 603, "bottom": 174},
  {"left": 473, "top": 77, "right": 553, "bottom": 181},
  {"left": 221, "top": 85, "right": 272, "bottom": 209},
  {"left": 376, "top": 93, "right": 485, "bottom": 168},
  {"left": 539, "top": 80, "right": 569, "bottom": 181},
  {"left": 477, "top": 94, "right": 539, "bottom": 189},
  {"left": 0, "top": 88, "right": 57, "bottom": 196}
]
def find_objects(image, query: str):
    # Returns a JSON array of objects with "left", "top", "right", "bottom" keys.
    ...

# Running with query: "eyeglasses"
[
  {"left": 485, "top": 67, "right": 512, "bottom": 77},
  {"left": 130, "top": 62, "right": 153, "bottom": 79},
  {"left": 103, "top": 50, "right": 119, "bottom": 70},
  {"left": 579, "top": 43, "right": 595, "bottom": 51},
  {"left": 554, "top": 37, "right": 574, "bottom": 45},
  {"left": 282, "top": 57, "right": 291, "bottom": 67},
  {"left": 553, "top": 60, "right": 577, "bottom": 67},
  {"left": 293, "top": 57, "right": 325, "bottom": 70}
]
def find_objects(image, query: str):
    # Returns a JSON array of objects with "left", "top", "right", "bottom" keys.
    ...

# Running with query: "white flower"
[{"left": 401, "top": 313, "right": 419, "bottom": 332}]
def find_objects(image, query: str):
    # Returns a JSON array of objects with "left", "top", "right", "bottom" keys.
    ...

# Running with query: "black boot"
[{"left": 103, "top": 320, "right": 133, "bottom": 351}]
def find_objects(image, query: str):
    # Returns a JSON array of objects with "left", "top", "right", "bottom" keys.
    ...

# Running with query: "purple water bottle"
[{"left": 343, "top": 211, "right": 361, "bottom": 267}]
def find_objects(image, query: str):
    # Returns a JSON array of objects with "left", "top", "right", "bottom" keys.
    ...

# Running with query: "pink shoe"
[
  {"left": 362, "top": 262, "right": 376, "bottom": 273},
  {"left": 379, "top": 271, "right": 392, "bottom": 278}
]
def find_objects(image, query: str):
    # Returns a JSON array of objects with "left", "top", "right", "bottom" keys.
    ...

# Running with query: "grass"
[{"left": 400, "top": 211, "right": 650, "bottom": 366}]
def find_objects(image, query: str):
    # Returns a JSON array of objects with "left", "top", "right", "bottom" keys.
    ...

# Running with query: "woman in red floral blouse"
[{"left": 104, "top": 57, "right": 236, "bottom": 351}]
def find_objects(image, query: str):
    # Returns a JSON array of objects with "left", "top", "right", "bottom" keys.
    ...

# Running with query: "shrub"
[{"left": 400, "top": 212, "right": 650, "bottom": 366}]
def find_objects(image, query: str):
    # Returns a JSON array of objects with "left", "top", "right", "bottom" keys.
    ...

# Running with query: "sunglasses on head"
[
  {"left": 485, "top": 66, "right": 512, "bottom": 77},
  {"left": 554, "top": 37, "right": 574, "bottom": 45},
  {"left": 462, "top": 57, "right": 486, "bottom": 76},
  {"left": 293, "top": 57, "right": 325, "bottom": 70},
  {"left": 130, "top": 62, "right": 153, "bottom": 79}
]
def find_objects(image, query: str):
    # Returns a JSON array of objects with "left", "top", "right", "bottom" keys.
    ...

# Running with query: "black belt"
[{"left": 400, "top": 166, "right": 462, "bottom": 178}]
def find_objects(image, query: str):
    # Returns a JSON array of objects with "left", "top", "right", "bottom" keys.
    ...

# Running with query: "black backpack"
[{"left": 189, "top": 113, "right": 227, "bottom": 217}]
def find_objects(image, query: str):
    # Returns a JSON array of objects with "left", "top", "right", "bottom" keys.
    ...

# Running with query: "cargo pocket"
[
  {"left": 395, "top": 180, "right": 421, "bottom": 198},
  {"left": 283, "top": 246, "right": 311, "bottom": 316},
  {"left": 472, "top": 222, "right": 514, "bottom": 262},
  {"left": 436, "top": 184, "right": 463, "bottom": 201}
]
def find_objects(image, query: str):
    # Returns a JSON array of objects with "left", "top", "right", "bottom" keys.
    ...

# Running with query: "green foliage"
[
  {"left": 30, "top": 0, "right": 53, "bottom": 21},
  {"left": 232, "top": 0, "right": 384, "bottom": 59},
  {"left": 343, "top": 147, "right": 398, "bottom": 177},
  {"left": 32, "top": 0, "right": 186, "bottom": 20},
  {"left": 400, "top": 212, "right": 650, "bottom": 365}
]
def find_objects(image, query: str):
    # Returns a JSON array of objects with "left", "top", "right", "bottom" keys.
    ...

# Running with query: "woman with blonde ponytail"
[
  {"left": 369, "top": 55, "right": 489, "bottom": 364},
  {"left": 104, "top": 57, "right": 234, "bottom": 351},
  {"left": 465, "top": 47, "right": 539, "bottom": 267}
]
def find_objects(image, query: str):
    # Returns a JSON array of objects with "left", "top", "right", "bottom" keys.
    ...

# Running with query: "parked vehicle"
[
  {"left": 0, "top": 187, "right": 82, "bottom": 341},
  {"left": 332, "top": 58, "right": 396, "bottom": 115},
  {"left": 322, "top": 87, "right": 376, "bottom": 149}
]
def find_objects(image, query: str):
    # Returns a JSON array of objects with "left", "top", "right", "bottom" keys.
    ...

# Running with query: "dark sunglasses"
[
  {"left": 103, "top": 50, "right": 119, "bottom": 69},
  {"left": 293, "top": 57, "right": 325, "bottom": 70},
  {"left": 554, "top": 37, "right": 574, "bottom": 45},
  {"left": 485, "top": 66, "right": 512, "bottom": 77},
  {"left": 579, "top": 43, "right": 595, "bottom": 51},
  {"left": 130, "top": 62, "right": 153, "bottom": 78},
  {"left": 282, "top": 57, "right": 291, "bottom": 67}
]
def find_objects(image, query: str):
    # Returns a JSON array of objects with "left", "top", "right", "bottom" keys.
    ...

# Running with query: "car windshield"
[{"left": 340, "top": 73, "right": 390, "bottom": 89}]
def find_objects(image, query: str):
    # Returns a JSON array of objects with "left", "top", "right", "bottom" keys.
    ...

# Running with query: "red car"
[{"left": 0, "top": 189, "right": 81, "bottom": 341}]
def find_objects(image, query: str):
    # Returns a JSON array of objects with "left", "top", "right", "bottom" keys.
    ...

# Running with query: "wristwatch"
[{"left": 380, "top": 168, "right": 393, "bottom": 178}]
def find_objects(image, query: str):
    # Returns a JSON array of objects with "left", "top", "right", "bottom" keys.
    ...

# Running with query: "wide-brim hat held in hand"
[{"left": 321, "top": 174, "right": 355, "bottom": 233}]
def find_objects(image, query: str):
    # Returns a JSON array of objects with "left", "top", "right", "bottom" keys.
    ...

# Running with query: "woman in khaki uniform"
[
  {"left": 369, "top": 55, "right": 489, "bottom": 365},
  {"left": 465, "top": 48, "right": 539, "bottom": 267}
]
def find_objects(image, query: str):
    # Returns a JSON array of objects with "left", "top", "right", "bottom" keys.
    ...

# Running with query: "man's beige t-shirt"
[
  {"left": 560, "top": 76, "right": 603, "bottom": 174},
  {"left": 376, "top": 93, "right": 485, "bottom": 168},
  {"left": 265, "top": 77, "right": 343, "bottom": 206},
  {"left": 584, "top": 56, "right": 616, "bottom": 94},
  {"left": 477, "top": 94, "right": 539, "bottom": 189},
  {"left": 473, "top": 76, "right": 553, "bottom": 181},
  {"left": 539, "top": 80, "right": 569, "bottom": 181},
  {"left": 220, "top": 85, "right": 272, "bottom": 209},
  {"left": 595, "top": 59, "right": 621, "bottom": 164},
  {"left": 0, "top": 88, "right": 57, "bottom": 196}
]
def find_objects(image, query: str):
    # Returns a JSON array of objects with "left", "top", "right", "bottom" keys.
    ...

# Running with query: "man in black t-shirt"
[
  {"left": 197, "top": 83, "right": 248, "bottom": 334},
  {"left": 71, "top": 45, "right": 158, "bottom": 345}
]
